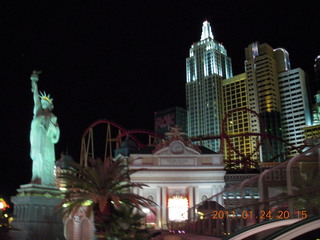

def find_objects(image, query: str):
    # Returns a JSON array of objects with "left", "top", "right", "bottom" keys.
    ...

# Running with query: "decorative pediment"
[
  {"left": 152, "top": 126, "right": 202, "bottom": 155},
  {"left": 154, "top": 140, "right": 201, "bottom": 156}
]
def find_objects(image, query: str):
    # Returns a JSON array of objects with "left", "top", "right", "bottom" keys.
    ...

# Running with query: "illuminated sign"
[
  {"left": 168, "top": 195, "right": 188, "bottom": 222},
  {"left": 155, "top": 113, "right": 176, "bottom": 133}
]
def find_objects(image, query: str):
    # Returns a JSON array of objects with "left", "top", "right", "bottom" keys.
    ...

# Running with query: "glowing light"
[
  {"left": 42, "top": 96, "right": 52, "bottom": 103},
  {"left": 0, "top": 198, "right": 9, "bottom": 210},
  {"left": 201, "top": 21, "right": 214, "bottom": 40},
  {"left": 198, "top": 211, "right": 204, "bottom": 219},
  {"left": 274, "top": 48, "right": 291, "bottom": 71},
  {"left": 251, "top": 42, "right": 259, "bottom": 58},
  {"left": 62, "top": 203, "right": 70, "bottom": 208},
  {"left": 168, "top": 195, "right": 188, "bottom": 222},
  {"left": 142, "top": 208, "right": 150, "bottom": 214},
  {"left": 82, "top": 200, "right": 93, "bottom": 206},
  {"left": 39, "top": 91, "right": 53, "bottom": 104}
]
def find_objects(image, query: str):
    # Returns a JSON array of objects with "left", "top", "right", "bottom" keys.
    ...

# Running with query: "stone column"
[
  {"left": 188, "top": 186, "right": 195, "bottom": 221},
  {"left": 194, "top": 186, "right": 200, "bottom": 206},
  {"left": 161, "top": 186, "right": 168, "bottom": 229},
  {"left": 217, "top": 185, "right": 224, "bottom": 206},
  {"left": 156, "top": 186, "right": 162, "bottom": 228}
]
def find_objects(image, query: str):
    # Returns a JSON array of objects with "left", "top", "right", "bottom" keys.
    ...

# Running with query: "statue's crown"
[{"left": 39, "top": 91, "right": 53, "bottom": 104}]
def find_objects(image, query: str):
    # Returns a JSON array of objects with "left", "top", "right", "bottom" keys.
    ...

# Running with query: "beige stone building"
[{"left": 129, "top": 128, "right": 226, "bottom": 229}]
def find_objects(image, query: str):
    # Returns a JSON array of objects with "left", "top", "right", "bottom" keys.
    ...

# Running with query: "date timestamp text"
[{"left": 212, "top": 210, "right": 308, "bottom": 220}]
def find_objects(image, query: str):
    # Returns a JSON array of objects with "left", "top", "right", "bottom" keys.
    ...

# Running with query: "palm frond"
[{"left": 58, "top": 157, "right": 155, "bottom": 239}]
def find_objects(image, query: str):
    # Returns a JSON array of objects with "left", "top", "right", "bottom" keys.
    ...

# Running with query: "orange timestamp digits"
[
  {"left": 259, "top": 210, "right": 308, "bottom": 220},
  {"left": 212, "top": 210, "right": 308, "bottom": 220},
  {"left": 211, "top": 210, "right": 236, "bottom": 219}
]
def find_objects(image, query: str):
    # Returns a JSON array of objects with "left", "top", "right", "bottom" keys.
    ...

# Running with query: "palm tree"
[{"left": 58, "top": 157, "right": 154, "bottom": 239}]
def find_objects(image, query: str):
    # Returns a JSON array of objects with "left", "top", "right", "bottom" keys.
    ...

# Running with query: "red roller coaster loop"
[
  {"left": 221, "top": 107, "right": 266, "bottom": 170},
  {"left": 191, "top": 108, "right": 304, "bottom": 171},
  {"left": 80, "top": 119, "right": 162, "bottom": 167}
]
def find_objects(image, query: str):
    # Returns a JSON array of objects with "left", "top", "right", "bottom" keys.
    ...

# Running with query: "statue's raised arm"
[
  {"left": 29, "top": 70, "right": 60, "bottom": 185},
  {"left": 30, "top": 70, "right": 42, "bottom": 115}
]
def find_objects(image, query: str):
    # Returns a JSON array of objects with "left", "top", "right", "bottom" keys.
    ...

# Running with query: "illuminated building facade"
[
  {"left": 222, "top": 73, "right": 259, "bottom": 170},
  {"left": 313, "top": 91, "right": 320, "bottom": 125},
  {"left": 186, "top": 21, "right": 233, "bottom": 152},
  {"left": 315, "top": 55, "right": 320, "bottom": 81},
  {"left": 129, "top": 127, "right": 225, "bottom": 229},
  {"left": 303, "top": 125, "right": 320, "bottom": 145},
  {"left": 302, "top": 57, "right": 320, "bottom": 146},
  {"left": 315, "top": 56, "right": 320, "bottom": 92},
  {"left": 307, "top": 55, "right": 320, "bottom": 109},
  {"left": 303, "top": 91, "right": 320, "bottom": 145},
  {"left": 245, "top": 42, "right": 284, "bottom": 162},
  {"left": 245, "top": 42, "right": 311, "bottom": 162},
  {"left": 278, "top": 68, "right": 311, "bottom": 157}
]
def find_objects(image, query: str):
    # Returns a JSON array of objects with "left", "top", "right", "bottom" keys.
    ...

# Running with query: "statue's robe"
[{"left": 30, "top": 109, "right": 59, "bottom": 185}]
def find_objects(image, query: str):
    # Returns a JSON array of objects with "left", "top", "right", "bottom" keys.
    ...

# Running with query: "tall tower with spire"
[{"left": 186, "top": 21, "right": 233, "bottom": 152}]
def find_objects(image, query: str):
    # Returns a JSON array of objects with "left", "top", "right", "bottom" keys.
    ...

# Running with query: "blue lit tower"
[{"left": 186, "top": 21, "right": 233, "bottom": 152}]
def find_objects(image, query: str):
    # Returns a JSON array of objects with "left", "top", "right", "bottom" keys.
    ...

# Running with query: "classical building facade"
[{"left": 129, "top": 128, "right": 226, "bottom": 229}]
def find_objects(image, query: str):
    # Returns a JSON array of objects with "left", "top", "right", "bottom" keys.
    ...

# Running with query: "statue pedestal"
[{"left": 10, "top": 184, "right": 65, "bottom": 240}]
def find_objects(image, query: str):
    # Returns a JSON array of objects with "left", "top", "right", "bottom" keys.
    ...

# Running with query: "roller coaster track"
[
  {"left": 80, "top": 108, "right": 305, "bottom": 169},
  {"left": 189, "top": 107, "right": 304, "bottom": 170},
  {"left": 80, "top": 119, "right": 162, "bottom": 167}
]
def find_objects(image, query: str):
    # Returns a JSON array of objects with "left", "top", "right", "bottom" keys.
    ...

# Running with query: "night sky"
[{"left": 1, "top": 1, "right": 319, "bottom": 197}]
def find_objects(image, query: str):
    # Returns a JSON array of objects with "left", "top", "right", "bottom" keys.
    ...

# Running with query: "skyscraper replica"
[
  {"left": 186, "top": 21, "right": 233, "bottom": 152},
  {"left": 278, "top": 67, "right": 311, "bottom": 157},
  {"left": 245, "top": 42, "right": 310, "bottom": 163},
  {"left": 222, "top": 73, "right": 259, "bottom": 170},
  {"left": 245, "top": 42, "right": 283, "bottom": 163},
  {"left": 307, "top": 55, "right": 320, "bottom": 108},
  {"left": 303, "top": 56, "right": 320, "bottom": 146},
  {"left": 302, "top": 92, "right": 320, "bottom": 145},
  {"left": 186, "top": 23, "right": 311, "bottom": 169}
]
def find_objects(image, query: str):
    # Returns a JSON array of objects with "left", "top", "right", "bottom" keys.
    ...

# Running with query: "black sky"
[{"left": 1, "top": 0, "right": 319, "bottom": 197}]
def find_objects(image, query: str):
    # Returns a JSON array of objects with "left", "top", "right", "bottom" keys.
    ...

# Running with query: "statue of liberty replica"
[
  {"left": 10, "top": 71, "right": 64, "bottom": 240},
  {"left": 30, "top": 70, "right": 60, "bottom": 185}
]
